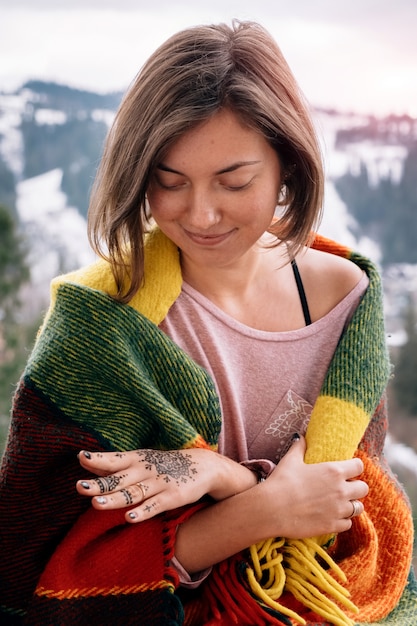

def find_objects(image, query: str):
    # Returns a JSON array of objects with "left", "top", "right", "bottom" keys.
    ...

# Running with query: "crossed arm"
[{"left": 76, "top": 436, "right": 367, "bottom": 574}]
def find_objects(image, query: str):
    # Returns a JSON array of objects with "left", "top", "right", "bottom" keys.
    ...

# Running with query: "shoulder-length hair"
[{"left": 88, "top": 20, "right": 324, "bottom": 303}]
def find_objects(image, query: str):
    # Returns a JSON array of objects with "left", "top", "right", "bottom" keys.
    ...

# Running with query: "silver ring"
[
  {"left": 136, "top": 482, "right": 147, "bottom": 502},
  {"left": 348, "top": 499, "right": 361, "bottom": 519}
]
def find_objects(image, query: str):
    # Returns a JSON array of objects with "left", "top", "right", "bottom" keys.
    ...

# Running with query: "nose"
[{"left": 186, "top": 187, "right": 220, "bottom": 230}]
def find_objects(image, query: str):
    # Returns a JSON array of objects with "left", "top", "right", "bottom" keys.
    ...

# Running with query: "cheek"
[
  {"left": 147, "top": 191, "right": 173, "bottom": 221},
  {"left": 248, "top": 189, "right": 279, "bottom": 218}
]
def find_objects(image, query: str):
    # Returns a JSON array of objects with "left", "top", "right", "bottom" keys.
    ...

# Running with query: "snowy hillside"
[
  {"left": 315, "top": 109, "right": 409, "bottom": 262},
  {"left": 0, "top": 92, "right": 26, "bottom": 178},
  {"left": 0, "top": 82, "right": 415, "bottom": 319},
  {"left": 16, "top": 169, "right": 95, "bottom": 314}
]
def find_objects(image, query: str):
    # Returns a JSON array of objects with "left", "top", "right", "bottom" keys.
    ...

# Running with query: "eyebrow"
[{"left": 157, "top": 161, "right": 261, "bottom": 176}]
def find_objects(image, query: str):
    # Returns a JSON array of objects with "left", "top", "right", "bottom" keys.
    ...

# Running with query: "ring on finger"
[
  {"left": 136, "top": 482, "right": 147, "bottom": 502},
  {"left": 348, "top": 499, "right": 362, "bottom": 519}
]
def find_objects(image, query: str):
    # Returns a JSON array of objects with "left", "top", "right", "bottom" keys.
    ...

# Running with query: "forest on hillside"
[{"left": 335, "top": 142, "right": 417, "bottom": 265}]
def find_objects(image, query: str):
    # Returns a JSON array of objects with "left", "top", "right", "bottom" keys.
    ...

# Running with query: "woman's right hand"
[
  {"left": 260, "top": 435, "right": 368, "bottom": 539},
  {"left": 76, "top": 447, "right": 258, "bottom": 523}
]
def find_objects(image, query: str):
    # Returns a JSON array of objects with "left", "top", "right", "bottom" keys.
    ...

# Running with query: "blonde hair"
[{"left": 88, "top": 20, "right": 324, "bottom": 303}]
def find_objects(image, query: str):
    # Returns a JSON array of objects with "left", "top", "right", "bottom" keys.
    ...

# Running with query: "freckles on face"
[{"left": 146, "top": 109, "right": 283, "bottom": 260}]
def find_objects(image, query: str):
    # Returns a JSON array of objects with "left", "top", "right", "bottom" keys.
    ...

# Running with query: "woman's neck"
[{"left": 179, "top": 242, "right": 301, "bottom": 332}]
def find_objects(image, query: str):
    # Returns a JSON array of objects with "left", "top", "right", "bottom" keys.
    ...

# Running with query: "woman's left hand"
[{"left": 76, "top": 447, "right": 257, "bottom": 522}]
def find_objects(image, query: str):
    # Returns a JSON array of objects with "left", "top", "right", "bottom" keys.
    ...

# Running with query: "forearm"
[
  {"left": 78, "top": 438, "right": 369, "bottom": 570},
  {"left": 174, "top": 441, "right": 369, "bottom": 574},
  {"left": 175, "top": 482, "right": 268, "bottom": 573}
]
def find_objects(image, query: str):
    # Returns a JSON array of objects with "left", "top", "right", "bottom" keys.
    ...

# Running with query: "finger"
[
  {"left": 345, "top": 498, "right": 364, "bottom": 520},
  {"left": 92, "top": 482, "right": 151, "bottom": 510},
  {"left": 77, "top": 450, "right": 132, "bottom": 474},
  {"left": 124, "top": 487, "right": 187, "bottom": 523},
  {"left": 76, "top": 471, "right": 132, "bottom": 495},
  {"left": 280, "top": 433, "right": 307, "bottom": 462},
  {"left": 347, "top": 478, "right": 369, "bottom": 500},
  {"left": 344, "top": 457, "right": 364, "bottom": 479},
  {"left": 126, "top": 497, "right": 160, "bottom": 523}
]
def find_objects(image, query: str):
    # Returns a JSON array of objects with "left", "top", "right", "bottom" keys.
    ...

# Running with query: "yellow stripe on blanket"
[
  {"left": 305, "top": 396, "right": 370, "bottom": 464},
  {"left": 247, "top": 396, "right": 370, "bottom": 625}
]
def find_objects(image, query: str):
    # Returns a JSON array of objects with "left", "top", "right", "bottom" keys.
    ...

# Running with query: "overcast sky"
[{"left": 1, "top": 0, "right": 416, "bottom": 116}]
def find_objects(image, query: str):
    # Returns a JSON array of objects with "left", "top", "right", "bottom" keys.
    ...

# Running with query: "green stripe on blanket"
[
  {"left": 319, "top": 251, "right": 390, "bottom": 412},
  {"left": 26, "top": 283, "right": 222, "bottom": 452}
]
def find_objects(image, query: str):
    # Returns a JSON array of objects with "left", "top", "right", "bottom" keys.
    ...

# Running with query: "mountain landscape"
[
  {"left": 0, "top": 80, "right": 417, "bottom": 482},
  {"left": 1, "top": 80, "right": 416, "bottom": 330}
]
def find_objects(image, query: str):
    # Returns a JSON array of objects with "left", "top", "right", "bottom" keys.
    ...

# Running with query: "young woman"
[{"left": 1, "top": 21, "right": 416, "bottom": 626}]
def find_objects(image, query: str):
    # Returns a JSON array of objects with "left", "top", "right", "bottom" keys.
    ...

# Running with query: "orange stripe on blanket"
[
  {"left": 329, "top": 449, "right": 414, "bottom": 623},
  {"left": 311, "top": 232, "right": 352, "bottom": 259},
  {"left": 35, "top": 579, "right": 175, "bottom": 600},
  {"left": 183, "top": 434, "right": 218, "bottom": 451}
]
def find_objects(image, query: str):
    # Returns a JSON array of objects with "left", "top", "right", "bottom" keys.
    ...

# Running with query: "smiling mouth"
[{"left": 183, "top": 228, "right": 234, "bottom": 246}]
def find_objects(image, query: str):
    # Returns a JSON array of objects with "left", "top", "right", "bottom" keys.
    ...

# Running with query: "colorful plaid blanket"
[{"left": 1, "top": 228, "right": 416, "bottom": 625}]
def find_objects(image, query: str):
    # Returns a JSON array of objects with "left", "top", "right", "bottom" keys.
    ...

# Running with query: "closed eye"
[
  {"left": 154, "top": 174, "right": 186, "bottom": 190},
  {"left": 226, "top": 183, "right": 251, "bottom": 191},
  {"left": 221, "top": 178, "right": 254, "bottom": 191}
]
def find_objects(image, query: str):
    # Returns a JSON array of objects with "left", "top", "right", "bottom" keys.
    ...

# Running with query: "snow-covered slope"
[
  {"left": 16, "top": 169, "right": 95, "bottom": 314},
  {"left": 0, "top": 92, "right": 369, "bottom": 298},
  {"left": 0, "top": 92, "right": 27, "bottom": 177},
  {"left": 0, "top": 86, "right": 415, "bottom": 329},
  {"left": 315, "top": 110, "right": 409, "bottom": 184},
  {"left": 0, "top": 88, "right": 410, "bottom": 258},
  {"left": 320, "top": 180, "right": 381, "bottom": 262}
]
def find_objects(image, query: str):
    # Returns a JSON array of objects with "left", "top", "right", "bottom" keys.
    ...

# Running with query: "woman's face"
[{"left": 147, "top": 108, "right": 283, "bottom": 273}]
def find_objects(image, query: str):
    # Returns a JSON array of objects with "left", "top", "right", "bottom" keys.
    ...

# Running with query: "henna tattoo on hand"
[
  {"left": 95, "top": 474, "right": 126, "bottom": 493},
  {"left": 136, "top": 450, "right": 198, "bottom": 485},
  {"left": 121, "top": 488, "right": 134, "bottom": 506}
]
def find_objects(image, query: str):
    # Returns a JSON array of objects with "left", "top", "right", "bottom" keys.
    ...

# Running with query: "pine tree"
[
  {"left": 0, "top": 205, "right": 29, "bottom": 317},
  {"left": 0, "top": 205, "right": 32, "bottom": 451}
]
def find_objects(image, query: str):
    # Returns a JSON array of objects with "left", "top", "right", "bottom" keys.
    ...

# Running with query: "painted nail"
[
  {"left": 82, "top": 451, "right": 92, "bottom": 459},
  {"left": 80, "top": 481, "right": 90, "bottom": 490},
  {"left": 128, "top": 511, "right": 137, "bottom": 519},
  {"left": 291, "top": 432, "right": 300, "bottom": 441},
  {"left": 96, "top": 496, "right": 107, "bottom": 505}
]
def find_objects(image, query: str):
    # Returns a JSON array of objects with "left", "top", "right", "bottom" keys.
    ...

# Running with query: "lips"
[{"left": 183, "top": 228, "right": 234, "bottom": 246}]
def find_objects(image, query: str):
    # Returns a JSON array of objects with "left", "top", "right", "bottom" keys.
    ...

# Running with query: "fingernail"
[
  {"left": 82, "top": 451, "right": 92, "bottom": 459},
  {"left": 291, "top": 432, "right": 300, "bottom": 441},
  {"left": 96, "top": 496, "right": 107, "bottom": 505},
  {"left": 128, "top": 511, "right": 137, "bottom": 519},
  {"left": 80, "top": 481, "right": 90, "bottom": 490}
]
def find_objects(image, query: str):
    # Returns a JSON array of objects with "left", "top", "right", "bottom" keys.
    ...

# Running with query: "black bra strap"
[{"left": 291, "top": 259, "right": 312, "bottom": 326}]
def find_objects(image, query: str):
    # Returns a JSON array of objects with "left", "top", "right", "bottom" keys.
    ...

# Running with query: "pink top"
[
  {"left": 159, "top": 271, "right": 369, "bottom": 586},
  {"left": 160, "top": 272, "right": 368, "bottom": 465}
]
